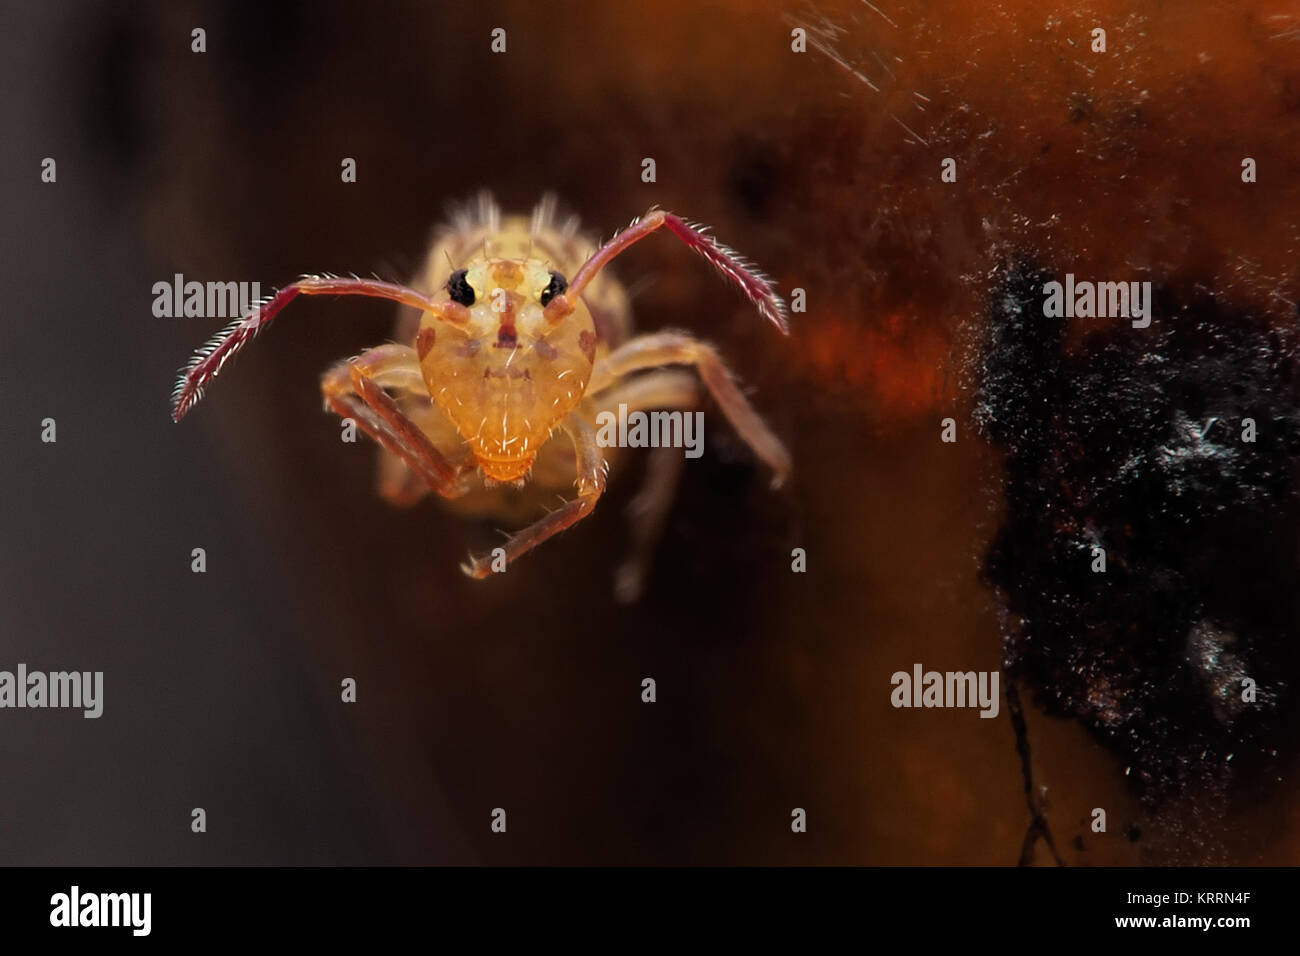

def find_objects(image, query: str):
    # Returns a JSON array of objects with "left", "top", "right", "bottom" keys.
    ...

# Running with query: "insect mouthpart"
[{"left": 476, "top": 453, "right": 536, "bottom": 485}]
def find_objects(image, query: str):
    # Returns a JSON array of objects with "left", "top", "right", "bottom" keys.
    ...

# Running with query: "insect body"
[{"left": 172, "top": 194, "right": 790, "bottom": 595}]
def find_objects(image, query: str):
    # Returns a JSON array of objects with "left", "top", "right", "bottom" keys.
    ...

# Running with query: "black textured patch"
[{"left": 974, "top": 261, "right": 1300, "bottom": 806}]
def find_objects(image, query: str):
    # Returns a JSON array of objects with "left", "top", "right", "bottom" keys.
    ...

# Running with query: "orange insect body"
[
  {"left": 172, "top": 193, "right": 790, "bottom": 591},
  {"left": 416, "top": 217, "right": 600, "bottom": 484}
]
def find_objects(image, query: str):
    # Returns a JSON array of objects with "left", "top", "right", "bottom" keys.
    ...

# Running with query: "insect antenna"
[
  {"left": 545, "top": 209, "right": 789, "bottom": 333},
  {"left": 170, "top": 276, "right": 466, "bottom": 422}
]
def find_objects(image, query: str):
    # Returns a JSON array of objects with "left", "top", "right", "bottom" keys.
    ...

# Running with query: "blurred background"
[{"left": 1, "top": 0, "right": 1298, "bottom": 864}]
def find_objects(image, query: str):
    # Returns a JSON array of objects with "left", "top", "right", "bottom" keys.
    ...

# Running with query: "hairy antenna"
[
  {"left": 170, "top": 276, "right": 464, "bottom": 421},
  {"left": 547, "top": 209, "right": 789, "bottom": 333}
]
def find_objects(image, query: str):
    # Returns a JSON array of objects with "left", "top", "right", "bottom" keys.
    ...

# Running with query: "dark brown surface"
[{"left": 3, "top": 0, "right": 1299, "bottom": 864}]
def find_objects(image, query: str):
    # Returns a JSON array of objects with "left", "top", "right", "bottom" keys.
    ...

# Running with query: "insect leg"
[
  {"left": 589, "top": 332, "right": 791, "bottom": 488},
  {"left": 373, "top": 389, "right": 463, "bottom": 507},
  {"left": 589, "top": 371, "right": 699, "bottom": 602},
  {"left": 375, "top": 447, "right": 434, "bottom": 508},
  {"left": 615, "top": 447, "right": 685, "bottom": 603},
  {"left": 321, "top": 345, "right": 472, "bottom": 500},
  {"left": 460, "top": 412, "right": 607, "bottom": 578}
]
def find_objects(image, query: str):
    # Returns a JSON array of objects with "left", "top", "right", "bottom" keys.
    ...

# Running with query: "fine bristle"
[
  {"left": 170, "top": 300, "right": 272, "bottom": 421},
  {"left": 661, "top": 213, "right": 789, "bottom": 333}
]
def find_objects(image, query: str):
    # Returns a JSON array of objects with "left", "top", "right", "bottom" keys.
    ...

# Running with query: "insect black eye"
[
  {"left": 540, "top": 270, "right": 567, "bottom": 307},
  {"left": 447, "top": 269, "right": 475, "bottom": 306}
]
